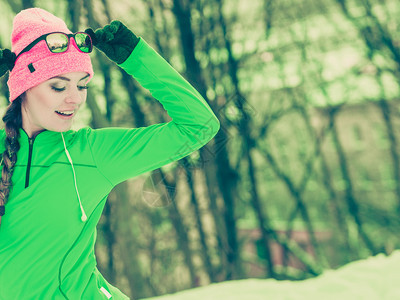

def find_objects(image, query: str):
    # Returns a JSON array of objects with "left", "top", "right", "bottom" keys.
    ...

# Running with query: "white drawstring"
[{"left": 61, "top": 132, "right": 87, "bottom": 222}]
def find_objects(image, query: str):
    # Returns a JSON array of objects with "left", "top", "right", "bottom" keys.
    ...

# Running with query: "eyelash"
[{"left": 51, "top": 86, "right": 89, "bottom": 92}]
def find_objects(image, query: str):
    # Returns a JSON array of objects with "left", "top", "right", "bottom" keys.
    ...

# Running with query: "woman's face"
[{"left": 21, "top": 72, "right": 89, "bottom": 138}]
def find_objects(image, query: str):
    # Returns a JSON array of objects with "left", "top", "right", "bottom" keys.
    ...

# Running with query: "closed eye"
[
  {"left": 51, "top": 86, "right": 89, "bottom": 92},
  {"left": 51, "top": 86, "right": 65, "bottom": 92}
]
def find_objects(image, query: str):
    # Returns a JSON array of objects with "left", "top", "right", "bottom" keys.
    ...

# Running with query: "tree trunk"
[
  {"left": 112, "top": 183, "right": 149, "bottom": 299},
  {"left": 155, "top": 168, "right": 198, "bottom": 287},
  {"left": 181, "top": 158, "right": 217, "bottom": 282},
  {"left": 377, "top": 99, "right": 400, "bottom": 214},
  {"left": 329, "top": 107, "right": 378, "bottom": 255},
  {"left": 171, "top": 0, "right": 243, "bottom": 279},
  {"left": 215, "top": 0, "right": 277, "bottom": 278}
]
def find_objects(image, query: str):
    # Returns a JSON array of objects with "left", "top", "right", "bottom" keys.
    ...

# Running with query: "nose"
[{"left": 65, "top": 87, "right": 85, "bottom": 105}]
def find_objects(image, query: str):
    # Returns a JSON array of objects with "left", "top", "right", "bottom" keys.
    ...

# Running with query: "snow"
[{"left": 141, "top": 250, "right": 400, "bottom": 300}]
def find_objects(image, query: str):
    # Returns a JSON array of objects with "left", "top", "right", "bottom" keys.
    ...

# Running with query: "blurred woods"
[{"left": 1, "top": 0, "right": 400, "bottom": 298}]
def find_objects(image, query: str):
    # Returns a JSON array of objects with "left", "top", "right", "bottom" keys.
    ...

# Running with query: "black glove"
[
  {"left": 0, "top": 49, "right": 16, "bottom": 77},
  {"left": 85, "top": 20, "right": 140, "bottom": 64}
]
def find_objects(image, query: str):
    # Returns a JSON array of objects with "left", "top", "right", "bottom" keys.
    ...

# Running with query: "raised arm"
[{"left": 84, "top": 22, "right": 220, "bottom": 186}]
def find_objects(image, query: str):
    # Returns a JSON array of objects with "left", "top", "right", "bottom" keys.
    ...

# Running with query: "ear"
[{"left": 0, "top": 49, "right": 17, "bottom": 77}]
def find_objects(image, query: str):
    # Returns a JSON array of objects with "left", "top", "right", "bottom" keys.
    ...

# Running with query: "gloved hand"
[
  {"left": 85, "top": 20, "right": 140, "bottom": 64},
  {"left": 0, "top": 49, "right": 16, "bottom": 77}
]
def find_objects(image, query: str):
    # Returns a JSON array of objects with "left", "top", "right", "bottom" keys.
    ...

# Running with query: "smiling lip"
[{"left": 55, "top": 111, "right": 75, "bottom": 119}]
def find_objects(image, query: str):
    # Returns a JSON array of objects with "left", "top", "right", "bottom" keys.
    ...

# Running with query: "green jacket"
[{"left": 0, "top": 38, "right": 220, "bottom": 299}]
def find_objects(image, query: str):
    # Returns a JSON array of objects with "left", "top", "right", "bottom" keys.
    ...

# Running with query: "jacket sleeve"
[{"left": 86, "top": 37, "right": 220, "bottom": 187}]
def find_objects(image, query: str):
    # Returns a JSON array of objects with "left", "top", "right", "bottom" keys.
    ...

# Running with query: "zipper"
[{"left": 25, "top": 137, "right": 34, "bottom": 188}]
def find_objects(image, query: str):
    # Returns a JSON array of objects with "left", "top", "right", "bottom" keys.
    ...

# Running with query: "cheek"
[
  {"left": 25, "top": 94, "right": 56, "bottom": 118},
  {"left": 81, "top": 91, "right": 88, "bottom": 101},
  {"left": 32, "top": 91, "right": 57, "bottom": 110}
]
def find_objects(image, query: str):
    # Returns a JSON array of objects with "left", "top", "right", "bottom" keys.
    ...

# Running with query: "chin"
[{"left": 47, "top": 124, "right": 73, "bottom": 133}]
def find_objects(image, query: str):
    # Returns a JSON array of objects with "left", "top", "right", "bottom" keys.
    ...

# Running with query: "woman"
[{"left": 0, "top": 7, "right": 220, "bottom": 299}]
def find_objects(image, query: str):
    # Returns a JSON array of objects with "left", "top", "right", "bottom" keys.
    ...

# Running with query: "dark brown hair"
[{"left": 0, "top": 95, "right": 23, "bottom": 227}]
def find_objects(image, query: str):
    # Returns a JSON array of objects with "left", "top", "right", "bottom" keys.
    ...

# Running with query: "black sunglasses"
[{"left": 15, "top": 32, "right": 93, "bottom": 61}]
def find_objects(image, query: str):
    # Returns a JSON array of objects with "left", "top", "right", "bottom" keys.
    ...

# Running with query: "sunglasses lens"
[
  {"left": 46, "top": 33, "right": 68, "bottom": 53},
  {"left": 75, "top": 33, "right": 92, "bottom": 53}
]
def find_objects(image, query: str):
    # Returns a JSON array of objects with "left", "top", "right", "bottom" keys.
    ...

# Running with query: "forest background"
[{"left": 1, "top": 0, "right": 400, "bottom": 299}]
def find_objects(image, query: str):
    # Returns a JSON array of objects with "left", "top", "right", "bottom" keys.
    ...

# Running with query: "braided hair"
[{"left": 0, "top": 95, "right": 23, "bottom": 227}]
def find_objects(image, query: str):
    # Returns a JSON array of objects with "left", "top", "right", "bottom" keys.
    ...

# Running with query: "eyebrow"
[{"left": 50, "top": 74, "right": 90, "bottom": 82}]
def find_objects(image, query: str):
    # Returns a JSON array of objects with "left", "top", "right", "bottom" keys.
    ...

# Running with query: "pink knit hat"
[{"left": 7, "top": 7, "right": 94, "bottom": 103}]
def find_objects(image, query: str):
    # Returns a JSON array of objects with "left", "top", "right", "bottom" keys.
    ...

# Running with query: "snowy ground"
[{"left": 141, "top": 250, "right": 400, "bottom": 300}]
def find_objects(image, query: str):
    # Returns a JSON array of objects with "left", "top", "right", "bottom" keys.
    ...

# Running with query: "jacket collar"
[{"left": 18, "top": 127, "right": 65, "bottom": 152}]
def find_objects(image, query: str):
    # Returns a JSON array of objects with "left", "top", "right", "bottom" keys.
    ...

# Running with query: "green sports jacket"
[{"left": 0, "top": 38, "right": 220, "bottom": 299}]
